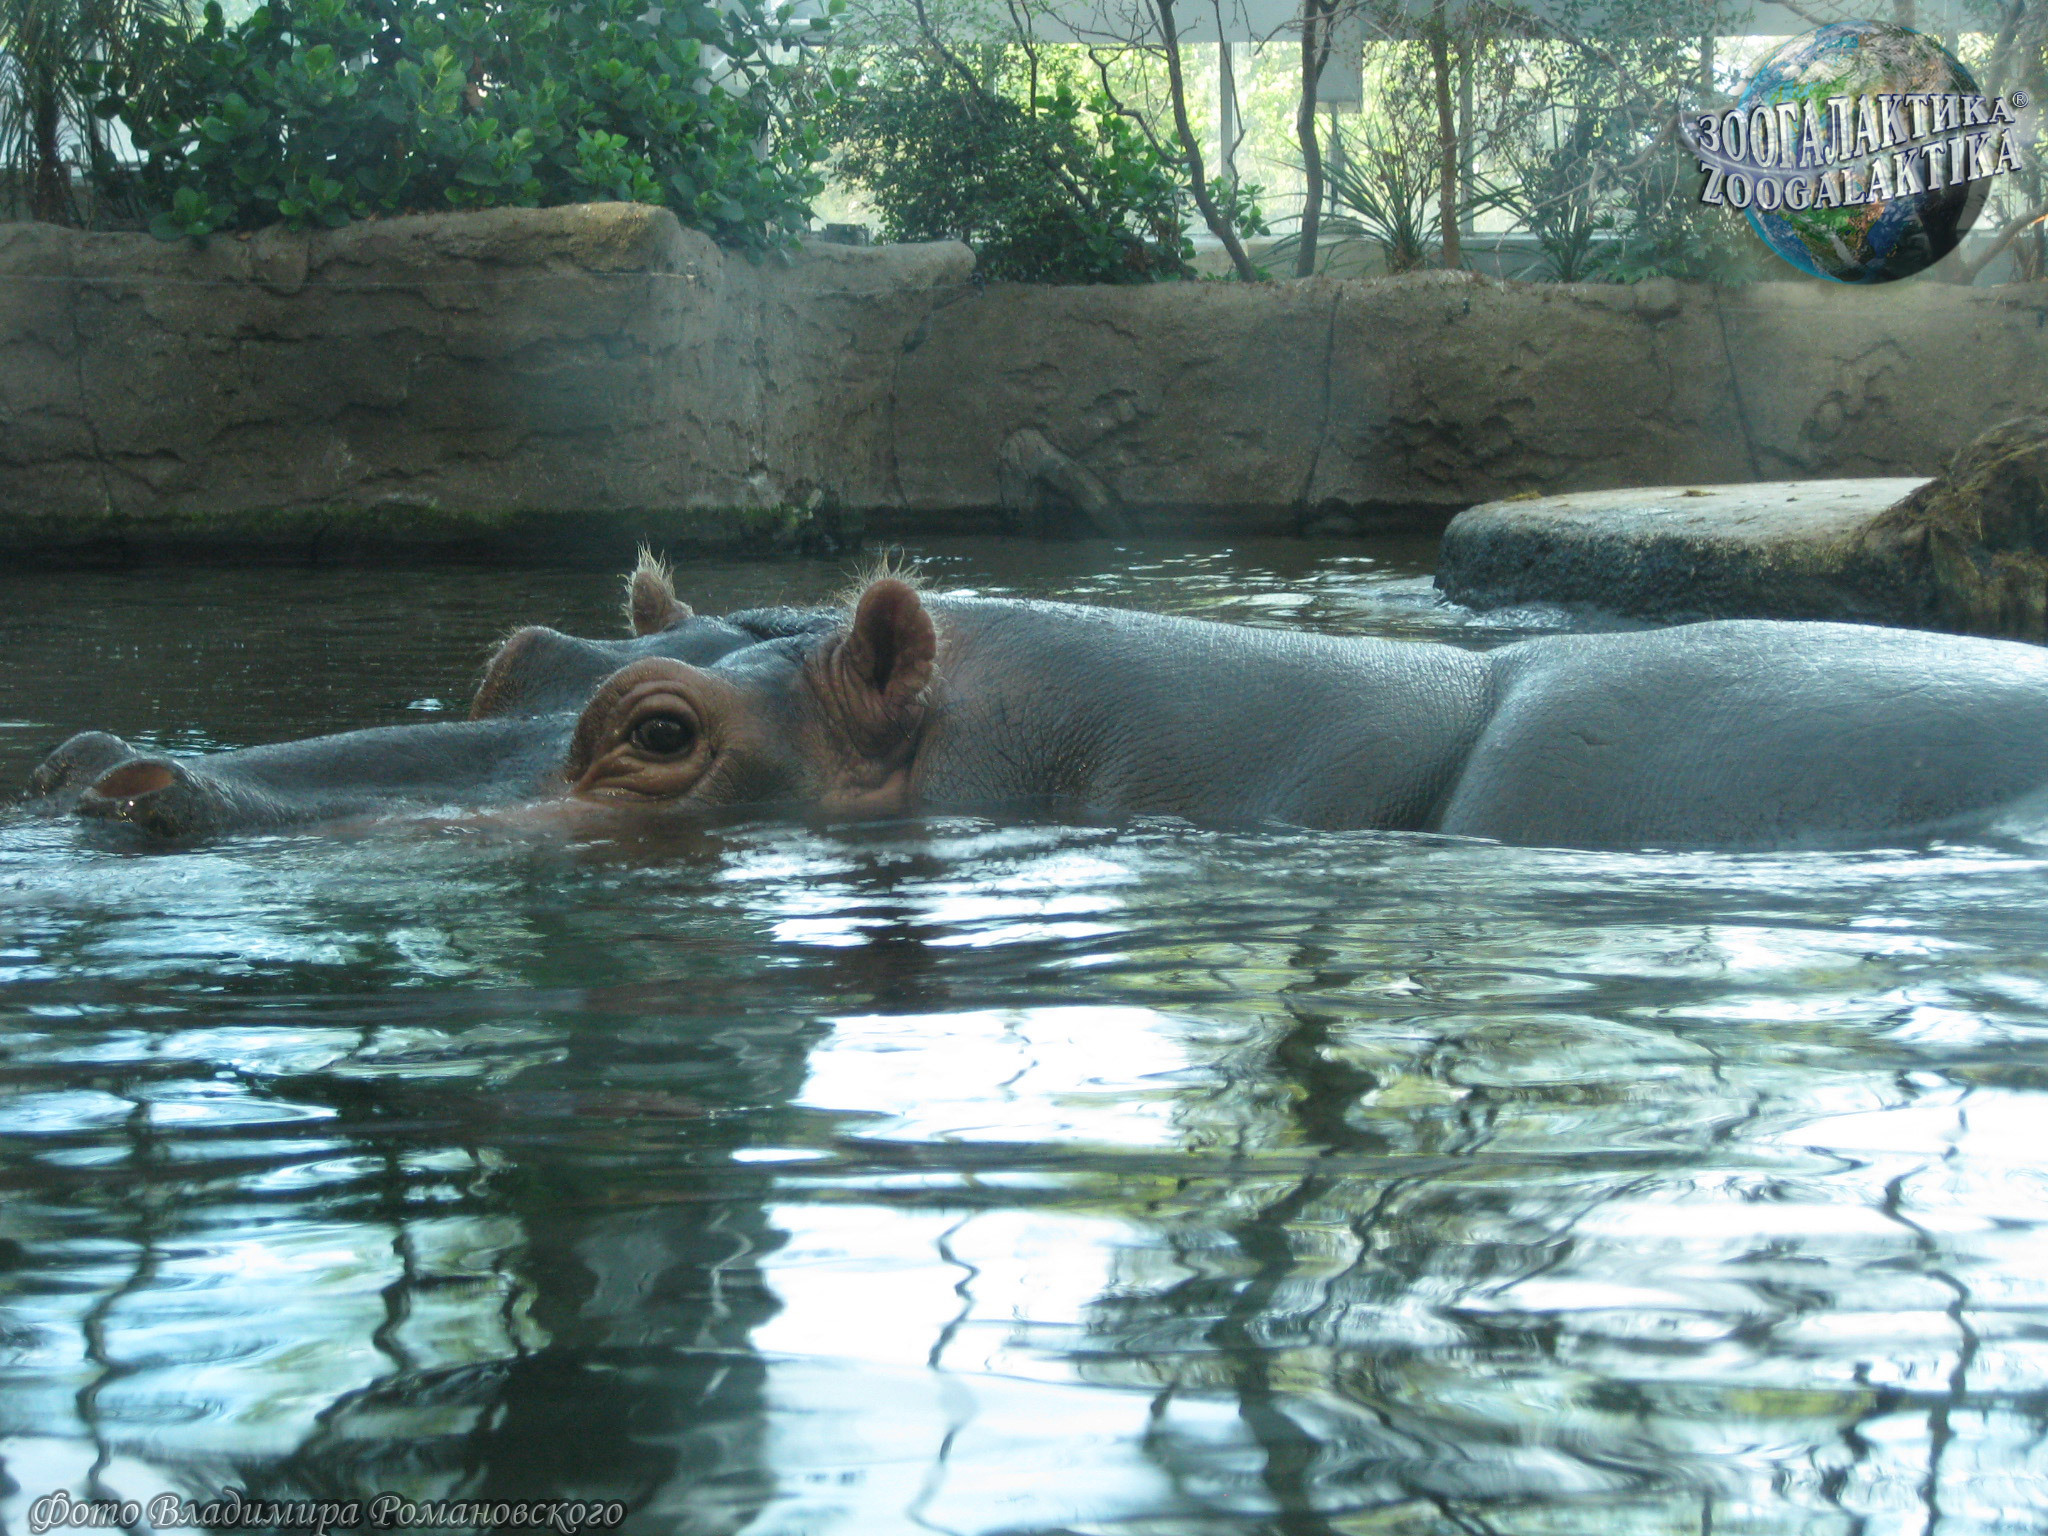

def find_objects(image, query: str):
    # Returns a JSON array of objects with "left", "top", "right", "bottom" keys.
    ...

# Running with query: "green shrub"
[
  {"left": 95, "top": 0, "right": 838, "bottom": 251},
  {"left": 829, "top": 56, "right": 1262, "bottom": 283},
  {"left": 1493, "top": 12, "right": 1765, "bottom": 284}
]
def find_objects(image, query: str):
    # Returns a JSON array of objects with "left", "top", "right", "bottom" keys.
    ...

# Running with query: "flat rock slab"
[{"left": 1437, "top": 479, "right": 1936, "bottom": 626}]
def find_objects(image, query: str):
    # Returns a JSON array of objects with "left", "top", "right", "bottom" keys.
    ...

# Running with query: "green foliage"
[
  {"left": 830, "top": 54, "right": 1263, "bottom": 283},
  {"left": 1, "top": 0, "right": 192, "bottom": 223},
  {"left": 1286, "top": 1, "right": 1759, "bottom": 284},
  {"left": 1495, "top": 4, "right": 1762, "bottom": 283},
  {"left": 1498, "top": 108, "right": 1616, "bottom": 282},
  {"left": 1303, "top": 118, "right": 1512, "bottom": 275},
  {"left": 1265, "top": 33, "right": 1512, "bottom": 277},
  {"left": 1321, "top": 129, "right": 1439, "bottom": 275},
  {"left": 94, "top": 0, "right": 837, "bottom": 250},
  {"left": 1589, "top": 133, "right": 1770, "bottom": 285}
]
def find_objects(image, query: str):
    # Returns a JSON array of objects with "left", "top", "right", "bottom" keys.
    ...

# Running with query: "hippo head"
[
  {"left": 559, "top": 577, "right": 937, "bottom": 821},
  {"left": 469, "top": 553, "right": 835, "bottom": 720},
  {"left": 25, "top": 567, "right": 925, "bottom": 842}
]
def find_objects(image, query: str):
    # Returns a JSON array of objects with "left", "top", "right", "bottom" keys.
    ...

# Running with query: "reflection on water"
[{"left": 3, "top": 541, "right": 2047, "bottom": 1533}]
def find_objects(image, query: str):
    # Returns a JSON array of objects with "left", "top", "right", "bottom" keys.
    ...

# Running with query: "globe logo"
[{"left": 1686, "top": 21, "right": 2030, "bottom": 284}]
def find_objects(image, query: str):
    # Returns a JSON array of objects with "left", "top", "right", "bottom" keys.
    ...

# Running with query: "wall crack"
[
  {"left": 1293, "top": 290, "right": 1342, "bottom": 525},
  {"left": 65, "top": 252, "right": 121, "bottom": 520}
]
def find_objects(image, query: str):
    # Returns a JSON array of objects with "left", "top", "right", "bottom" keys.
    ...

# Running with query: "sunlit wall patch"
[{"left": 1681, "top": 20, "right": 2033, "bottom": 283}]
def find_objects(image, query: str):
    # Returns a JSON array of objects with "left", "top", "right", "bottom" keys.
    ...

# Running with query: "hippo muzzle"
[
  {"left": 28, "top": 731, "right": 141, "bottom": 809},
  {"left": 30, "top": 716, "right": 580, "bottom": 842},
  {"left": 73, "top": 755, "right": 300, "bottom": 841}
]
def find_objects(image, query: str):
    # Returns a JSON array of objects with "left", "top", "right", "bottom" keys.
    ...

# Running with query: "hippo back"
[{"left": 1439, "top": 620, "right": 2048, "bottom": 849}]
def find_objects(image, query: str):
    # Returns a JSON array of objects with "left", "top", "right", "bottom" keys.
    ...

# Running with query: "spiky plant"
[{"left": 0, "top": 0, "right": 190, "bottom": 222}]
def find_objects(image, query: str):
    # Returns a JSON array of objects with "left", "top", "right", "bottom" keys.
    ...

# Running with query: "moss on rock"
[
  {"left": 1857, "top": 417, "right": 2048, "bottom": 640},
  {"left": 1438, "top": 420, "right": 2048, "bottom": 643}
]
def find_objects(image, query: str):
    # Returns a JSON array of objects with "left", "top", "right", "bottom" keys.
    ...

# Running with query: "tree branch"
[
  {"left": 1430, "top": 0, "right": 1457, "bottom": 267},
  {"left": 1959, "top": 199, "right": 2048, "bottom": 283},
  {"left": 1149, "top": 0, "right": 1262, "bottom": 280},
  {"left": 1294, "top": 0, "right": 1330, "bottom": 276},
  {"left": 909, "top": 0, "right": 1110, "bottom": 223}
]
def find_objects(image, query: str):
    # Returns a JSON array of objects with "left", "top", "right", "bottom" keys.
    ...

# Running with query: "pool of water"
[{"left": 4, "top": 539, "right": 2047, "bottom": 1534}]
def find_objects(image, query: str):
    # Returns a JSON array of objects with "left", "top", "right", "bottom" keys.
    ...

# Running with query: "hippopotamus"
[
  {"left": 27, "top": 558, "right": 833, "bottom": 839},
  {"left": 28, "top": 558, "right": 2048, "bottom": 851}
]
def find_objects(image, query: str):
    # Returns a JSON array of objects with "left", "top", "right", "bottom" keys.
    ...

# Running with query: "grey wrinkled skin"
[
  {"left": 30, "top": 590, "right": 2048, "bottom": 852},
  {"left": 27, "top": 731, "right": 137, "bottom": 806},
  {"left": 471, "top": 606, "right": 837, "bottom": 719},
  {"left": 40, "top": 716, "right": 582, "bottom": 841},
  {"left": 905, "top": 597, "right": 1493, "bottom": 830},
  {"left": 1440, "top": 620, "right": 2048, "bottom": 849},
  {"left": 898, "top": 602, "right": 2048, "bottom": 849}
]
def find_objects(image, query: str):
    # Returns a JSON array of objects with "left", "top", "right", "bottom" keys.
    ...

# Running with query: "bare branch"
[
  {"left": 1087, "top": 46, "right": 1173, "bottom": 160},
  {"left": 1294, "top": 0, "right": 1332, "bottom": 276},
  {"left": 1149, "top": 0, "right": 1262, "bottom": 279},
  {"left": 1430, "top": 0, "right": 1458, "bottom": 267},
  {"left": 907, "top": 0, "right": 995, "bottom": 109},
  {"left": 1959, "top": 199, "right": 2048, "bottom": 284}
]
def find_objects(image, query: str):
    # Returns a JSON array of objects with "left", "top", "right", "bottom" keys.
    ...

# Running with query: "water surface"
[{"left": 3, "top": 541, "right": 2046, "bottom": 1534}]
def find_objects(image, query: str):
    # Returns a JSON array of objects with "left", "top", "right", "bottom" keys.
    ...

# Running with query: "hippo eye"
[{"left": 629, "top": 713, "right": 697, "bottom": 757}]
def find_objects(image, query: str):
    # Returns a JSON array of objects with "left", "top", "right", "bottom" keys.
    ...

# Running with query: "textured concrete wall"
[
  {"left": 2, "top": 201, "right": 2044, "bottom": 560},
  {"left": 893, "top": 270, "right": 2048, "bottom": 534},
  {"left": 0, "top": 203, "right": 969, "bottom": 560}
]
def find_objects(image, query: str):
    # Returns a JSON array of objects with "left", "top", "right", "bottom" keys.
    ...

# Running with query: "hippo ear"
[
  {"left": 624, "top": 548, "right": 693, "bottom": 636},
  {"left": 821, "top": 579, "right": 936, "bottom": 746}
]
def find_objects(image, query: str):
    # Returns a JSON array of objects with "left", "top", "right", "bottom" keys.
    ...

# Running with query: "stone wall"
[
  {"left": 3, "top": 201, "right": 2044, "bottom": 560},
  {"left": 895, "top": 271, "right": 2048, "bottom": 535},
  {"left": 0, "top": 203, "right": 969, "bottom": 562}
]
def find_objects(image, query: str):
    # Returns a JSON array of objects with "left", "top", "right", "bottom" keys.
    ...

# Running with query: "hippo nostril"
[
  {"left": 92, "top": 761, "right": 180, "bottom": 799},
  {"left": 28, "top": 731, "right": 138, "bottom": 802},
  {"left": 73, "top": 757, "right": 212, "bottom": 839}
]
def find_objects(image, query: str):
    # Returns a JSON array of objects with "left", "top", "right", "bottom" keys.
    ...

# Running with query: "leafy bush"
[
  {"left": 1494, "top": 10, "right": 1764, "bottom": 284},
  {"left": 830, "top": 55, "right": 1262, "bottom": 284},
  {"left": 95, "top": 0, "right": 837, "bottom": 250}
]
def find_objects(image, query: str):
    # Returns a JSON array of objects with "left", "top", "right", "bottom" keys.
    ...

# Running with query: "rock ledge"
[
  {"left": 1437, "top": 480, "right": 1932, "bottom": 625},
  {"left": 1438, "top": 418, "right": 2048, "bottom": 641}
]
